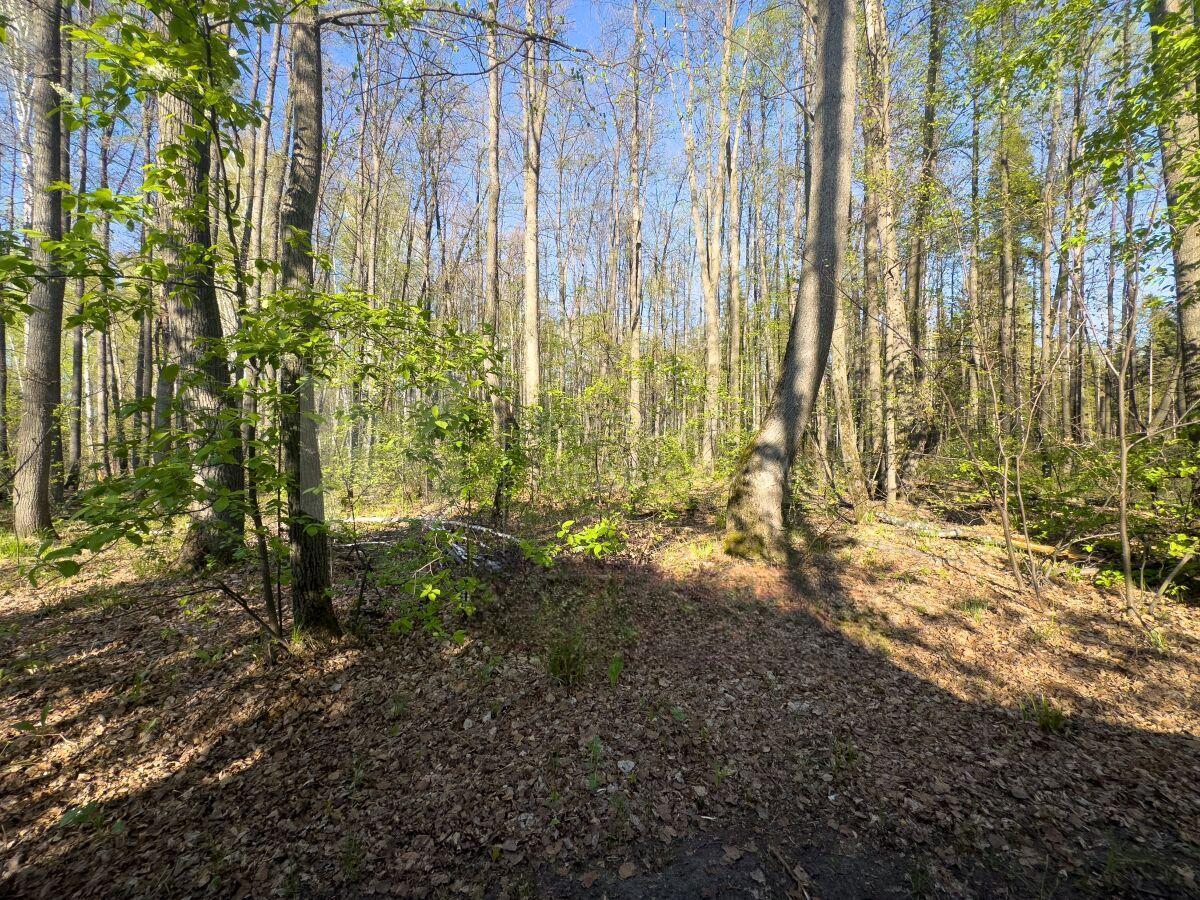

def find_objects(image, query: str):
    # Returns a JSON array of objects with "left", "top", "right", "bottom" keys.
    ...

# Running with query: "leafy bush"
[{"left": 371, "top": 527, "right": 496, "bottom": 641}]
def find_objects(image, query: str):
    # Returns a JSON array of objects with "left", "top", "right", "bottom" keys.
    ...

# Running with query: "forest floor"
[{"left": 1, "top": 500, "right": 1199, "bottom": 899}]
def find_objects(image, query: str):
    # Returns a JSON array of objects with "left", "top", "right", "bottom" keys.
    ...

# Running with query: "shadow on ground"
[{"left": 1, "top": 519, "right": 1198, "bottom": 898}]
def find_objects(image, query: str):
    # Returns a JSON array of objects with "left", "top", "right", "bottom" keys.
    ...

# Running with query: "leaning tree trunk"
[
  {"left": 157, "top": 16, "right": 245, "bottom": 568},
  {"left": 279, "top": 1, "right": 340, "bottom": 636},
  {"left": 725, "top": 0, "right": 856, "bottom": 559},
  {"left": 13, "top": 0, "right": 65, "bottom": 537}
]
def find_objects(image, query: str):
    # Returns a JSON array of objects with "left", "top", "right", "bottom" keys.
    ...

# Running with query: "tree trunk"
[
  {"left": 157, "top": 12, "right": 245, "bottom": 567},
  {"left": 900, "top": 0, "right": 944, "bottom": 472},
  {"left": 1037, "top": 83, "right": 1063, "bottom": 447},
  {"left": 830, "top": 291, "right": 867, "bottom": 506},
  {"left": 862, "top": 0, "right": 910, "bottom": 504},
  {"left": 13, "top": 0, "right": 65, "bottom": 537},
  {"left": 484, "top": 0, "right": 516, "bottom": 519},
  {"left": 1149, "top": 0, "right": 1200, "bottom": 422},
  {"left": 279, "top": 1, "right": 339, "bottom": 636},
  {"left": 725, "top": 0, "right": 856, "bottom": 558},
  {"left": 627, "top": 0, "right": 644, "bottom": 469},
  {"left": 997, "top": 105, "right": 1017, "bottom": 424},
  {"left": 520, "top": 0, "right": 548, "bottom": 411}
]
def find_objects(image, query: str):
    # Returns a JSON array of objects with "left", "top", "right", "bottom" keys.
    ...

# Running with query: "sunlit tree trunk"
[
  {"left": 1037, "top": 83, "right": 1063, "bottom": 448},
  {"left": 862, "top": 0, "right": 910, "bottom": 504},
  {"left": 627, "top": 0, "right": 645, "bottom": 468},
  {"left": 726, "top": 0, "right": 856, "bottom": 557},
  {"left": 520, "top": 0, "right": 548, "bottom": 410},
  {"left": 900, "top": 0, "right": 943, "bottom": 472},
  {"left": 13, "top": 0, "right": 65, "bottom": 537}
]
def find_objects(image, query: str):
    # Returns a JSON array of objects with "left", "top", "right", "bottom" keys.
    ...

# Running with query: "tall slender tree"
[
  {"left": 1148, "top": 0, "right": 1200, "bottom": 420},
  {"left": 521, "top": 0, "right": 549, "bottom": 410},
  {"left": 157, "top": 10, "right": 245, "bottom": 567},
  {"left": 13, "top": 0, "right": 65, "bottom": 537},
  {"left": 279, "top": 0, "right": 340, "bottom": 635},
  {"left": 726, "top": 0, "right": 856, "bottom": 556}
]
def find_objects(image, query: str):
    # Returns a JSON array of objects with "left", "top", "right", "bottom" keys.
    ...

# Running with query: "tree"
[
  {"left": 521, "top": 0, "right": 549, "bottom": 411},
  {"left": 13, "top": 0, "right": 65, "bottom": 537},
  {"left": 1148, "top": 0, "right": 1200, "bottom": 421},
  {"left": 157, "top": 10, "right": 245, "bottom": 567},
  {"left": 861, "top": 0, "right": 910, "bottom": 504},
  {"left": 278, "top": 0, "right": 340, "bottom": 636},
  {"left": 725, "top": 0, "right": 856, "bottom": 557},
  {"left": 627, "top": 0, "right": 645, "bottom": 468}
]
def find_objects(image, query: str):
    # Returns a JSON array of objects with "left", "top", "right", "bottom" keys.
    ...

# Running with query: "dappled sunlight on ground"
[{"left": 1, "top": 512, "right": 1198, "bottom": 897}]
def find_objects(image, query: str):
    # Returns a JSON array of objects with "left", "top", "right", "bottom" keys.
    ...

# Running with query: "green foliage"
[
  {"left": 371, "top": 527, "right": 494, "bottom": 641},
  {"left": 957, "top": 597, "right": 990, "bottom": 620},
  {"left": 557, "top": 517, "right": 626, "bottom": 559},
  {"left": 58, "top": 801, "right": 108, "bottom": 830},
  {"left": 607, "top": 653, "right": 625, "bottom": 688},
  {"left": 545, "top": 632, "right": 588, "bottom": 686},
  {"left": 1020, "top": 692, "right": 1068, "bottom": 733}
]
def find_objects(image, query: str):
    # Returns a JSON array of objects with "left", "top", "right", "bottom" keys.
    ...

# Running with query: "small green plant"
[
  {"left": 125, "top": 669, "right": 149, "bottom": 704},
  {"left": 829, "top": 736, "right": 860, "bottom": 775},
  {"left": 908, "top": 861, "right": 934, "bottom": 898},
  {"left": 521, "top": 517, "right": 627, "bottom": 568},
  {"left": 669, "top": 704, "right": 687, "bottom": 723},
  {"left": 1027, "top": 617, "right": 1061, "bottom": 645},
  {"left": 1094, "top": 568, "right": 1126, "bottom": 592},
  {"left": 956, "top": 597, "right": 989, "bottom": 620},
  {"left": 375, "top": 528, "right": 493, "bottom": 639},
  {"left": 59, "top": 800, "right": 108, "bottom": 830},
  {"left": 479, "top": 654, "right": 503, "bottom": 683},
  {"left": 348, "top": 755, "right": 367, "bottom": 793},
  {"left": 1020, "top": 692, "right": 1067, "bottom": 734},
  {"left": 607, "top": 653, "right": 625, "bottom": 688},
  {"left": 1145, "top": 628, "right": 1169, "bottom": 655},
  {"left": 338, "top": 834, "right": 364, "bottom": 879},
  {"left": 558, "top": 517, "right": 626, "bottom": 559},
  {"left": 546, "top": 632, "right": 587, "bottom": 686},
  {"left": 14, "top": 702, "right": 53, "bottom": 738},
  {"left": 586, "top": 736, "right": 603, "bottom": 791},
  {"left": 192, "top": 645, "right": 224, "bottom": 667}
]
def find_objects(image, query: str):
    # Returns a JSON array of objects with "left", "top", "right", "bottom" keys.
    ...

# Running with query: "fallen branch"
[
  {"left": 876, "top": 513, "right": 1092, "bottom": 564},
  {"left": 340, "top": 516, "right": 524, "bottom": 545}
]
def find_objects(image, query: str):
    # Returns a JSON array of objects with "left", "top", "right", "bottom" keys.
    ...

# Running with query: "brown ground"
[{"left": 1, "top": 508, "right": 1198, "bottom": 898}]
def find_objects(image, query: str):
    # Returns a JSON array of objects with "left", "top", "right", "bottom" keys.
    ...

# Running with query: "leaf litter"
[{"left": 0, "top": 512, "right": 1198, "bottom": 897}]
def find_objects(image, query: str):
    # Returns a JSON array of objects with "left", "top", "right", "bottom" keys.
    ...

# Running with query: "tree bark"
[
  {"left": 1149, "top": 0, "right": 1200, "bottom": 422},
  {"left": 862, "top": 0, "right": 910, "bottom": 504},
  {"left": 13, "top": 0, "right": 65, "bottom": 537},
  {"left": 157, "top": 12, "right": 245, "bottom": 567},
  {"left": 520, "top": 0, "right": 548, "bottom": 410},
  {"left": 484, "top": 0, "right": 516, "bottom": 519},
  {"left": 725, "top": 0, "right": 856, "bottom": 558},
  {"left": 279, "top": 1, "right": 339, "bottom": 636},
  {"left": 627, "top": 0, "right": 644, "bottom": 468}
]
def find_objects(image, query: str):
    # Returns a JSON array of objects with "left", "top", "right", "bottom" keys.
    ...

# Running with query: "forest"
[{"left": 0, "top": 0, "right": 1198, "bottom": 895}]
